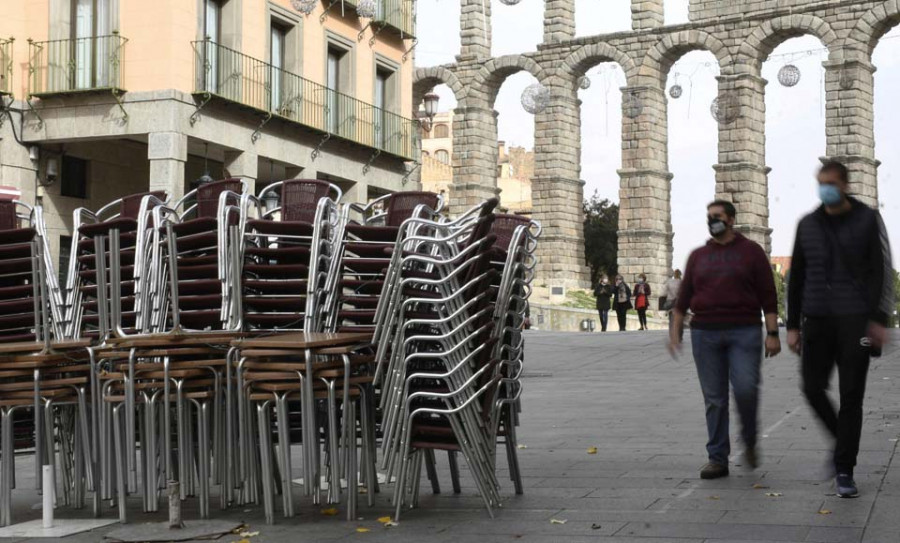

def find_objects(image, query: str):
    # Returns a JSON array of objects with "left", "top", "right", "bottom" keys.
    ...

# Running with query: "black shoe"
[
  {"left": 836, "top": 473, "right": 859, "bottom": 498},
  {"left": 744, "top": 447, "right": 760, "bottom": 470},
  {"left": 700, "top": 462, "right": 729, "bottom": 479}
]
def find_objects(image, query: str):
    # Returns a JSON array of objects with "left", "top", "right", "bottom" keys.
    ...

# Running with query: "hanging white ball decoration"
[
  {"left": 356, "top": 0, "right": 376, "bottom": 18},
  {"left": 499, "top": 0, "right": 521, "bottom": 5},
  {"left": 777, "top": 64, "right": 801, "bottom": 87},
  {"left": 710, "top": 93, "right": 740, "bottom": 124},
  {"left": 291, "top": 0, "right": 317, "bottom": 14},
  {"left": 669, "top": 84, "right": 683, "bottom": 99},
  {"left": 521, "top": 83, "right": 550, "bottom": 115},
  {"left": 622, "top": 91, "right": 643, "bottom": 119},
  {"left": 577, "top": 76, "right": 591, "bottom": 90}
]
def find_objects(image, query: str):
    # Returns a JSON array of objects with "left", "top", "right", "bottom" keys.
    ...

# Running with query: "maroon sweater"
[{"left": 675, "top": 233, "right": 778, "bottom": 329}]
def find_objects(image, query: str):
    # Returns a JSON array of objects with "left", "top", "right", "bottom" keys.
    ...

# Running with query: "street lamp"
[{"left": 419, "top": 92, "right": 439, "bottom": 132}]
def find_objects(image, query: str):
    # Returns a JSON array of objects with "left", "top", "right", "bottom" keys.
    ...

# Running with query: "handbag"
[
  {"left": 818, "top": 214, "right": 882, "bottom": 357},
  {"left": 658, "top": 296, "right": 668, "bottom": 311}
]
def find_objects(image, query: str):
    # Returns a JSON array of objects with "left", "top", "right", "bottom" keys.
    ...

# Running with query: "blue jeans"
[
  {"left": 691, "top": 326, "right": 763, "bottom": 465},
  {"left": 598, "top": 309, "right": 609, "bottom": 331}
]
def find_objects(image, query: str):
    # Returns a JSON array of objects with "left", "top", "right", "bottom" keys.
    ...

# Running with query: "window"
[
  {"left": 326, "top": 44, "right": 352, "bottom": 135},
  {"left": 375, "top": 67, "right": 390, "bottom": 148},
  {"left": 433, "top": 124, "right": 449, "bottom": 139},
  {"left": 435, "top": 150, "right": 450, "bottom": 164},
  {"left": 73, "top": 0, "right": 113, "bottom": 89},
  {"left": 421, "top": 150, "right": 430, "bottom": 158},
  {"left": 202, "top": 0, "right": 222, "bottom": 93},
  {"left": 270, "top": 22, "right": 286, "bottom": 110},
  {"left": 61, "top": 156, "right": 88, "bottom": 198}
]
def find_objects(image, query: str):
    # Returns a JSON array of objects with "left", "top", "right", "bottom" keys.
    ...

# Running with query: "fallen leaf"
[
  {"left": 359, "top": 487, "right": 368, "bottom": 494},
  {"left": 765, "top": 492, "right": 783, "bottom": 497},
  {"left": 591, "top": 523, "right": 602, "bottom": 530},
  {"left": 356, "top": 527, "right": 371, "bottom": 533},
  {"left": 550, "top": 519, "right": 567, "bottom": 525},
  {"left": 587, "top": 447, "right": 598, "bottom": 455},
  {"left": 517, "top": 444, "right": 527, "bottom": 449},
  {"left": 377, "top": 516, "right": 392, "bottom": 524},
  {"left": 236, "top": 540, "right": 250, "bottom": 543},
  {"left": 239, "top": 532, "right": 259, "bottom": 538},
  {"left": 818, "top": 509, "right": 832, "bottom": 515},
  {"left": 752, "top": 484, "right": 770, "bottom": 489},
  {"left": 232, "top": 525, "right": 248, "bottom": 534},
  {"left": 321, "top": 508, "right": 339, "bottom": 516},
  {"left": 708, "top": 495, "right": 720, "bottom": 500},
  {"left": 385, "top": 521, "right": 399, "bottom": 528}
]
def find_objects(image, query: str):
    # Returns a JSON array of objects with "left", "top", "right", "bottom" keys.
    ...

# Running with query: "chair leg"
[
  {"left": 43, "top": 400, "right": 57, "bottom": 507},
  {"left": 275, "top": 396, "right": 293, "bottom": 518},
  {"left": 424, "top": 449, "right": 440, "bottom": 495},
  {"left": 1, "top": 408, "right": 11, "bottom": 526},
  {"left": 256, "top": 403, "right": 275, "bottom": 525},
  {"left": 198, "top": 401, "right": 210, "bottom": 519},
  {"left": 504, "top": 417, "right": 524, "bottom": 495},
  {"left": 447, "top": 451, "right": 462, "bottom": 495},
  {"left": 112, "top": 405, "right": 127, "bottom": 523},
  {"left": 345, "top": 399, "right": 357, "bottom": 521}
]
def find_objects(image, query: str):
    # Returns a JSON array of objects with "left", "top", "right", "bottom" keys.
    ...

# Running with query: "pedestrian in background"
[
  {"left": 612, "top": 275, "right": 632, "bottom": 332},
  {"left": 594, "top": 275, "right": 614, "bottom": 332},
  {"left": 634, "top": 273, "right": 651, "bottom": 331},
  {"left": 668, "top": 200, "right": 781, "bottom": 480},
  {"left": 787, "top": 161, "right": 895, "bottom": 498},
  {"left": 664, "top": 269, "right": 683, "bottom": 340}
]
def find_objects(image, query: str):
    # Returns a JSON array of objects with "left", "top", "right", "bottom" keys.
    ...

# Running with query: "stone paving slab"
[{"left": 0, "top": 330, "right": 897, "bottom": 542}]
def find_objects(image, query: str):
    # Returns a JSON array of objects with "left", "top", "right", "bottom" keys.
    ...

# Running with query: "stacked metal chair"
[
  {"left": 372, "top": 200, "right": 540, "bottom": 520},
  {"left": 0, "top": 199, "right": 93, "bottom": 526}
]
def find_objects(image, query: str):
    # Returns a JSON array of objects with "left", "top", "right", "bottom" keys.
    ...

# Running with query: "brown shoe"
[
  {"left": 700, "top": 462, "right": 729, "bottom": 479},
  {"left": 744, "top": 447, "right": 760, "bottom": 470}
]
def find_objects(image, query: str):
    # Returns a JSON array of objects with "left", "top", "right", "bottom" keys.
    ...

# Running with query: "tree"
[
  {"left": 773, "top": 268, "right": 786, "bottom": 323},
  {"left": 583, "top": 191, "right": 619, "bottom": 287}
]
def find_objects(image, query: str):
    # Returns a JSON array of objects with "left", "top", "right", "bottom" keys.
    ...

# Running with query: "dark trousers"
[
  {"left": 598, "top": 309, "right": 609, "bottom": 332},
  {"left": 691, "top": 326, "right": 763, "bottom": 465},
  {"left": 801, "top": 315, "right": 872, "bottom": 475},
  {"left": 637, "top": 309, "right": 648, "bottom": 329},
  {"left": 615, "top": 307, "right": 628, "bottom": 331}
]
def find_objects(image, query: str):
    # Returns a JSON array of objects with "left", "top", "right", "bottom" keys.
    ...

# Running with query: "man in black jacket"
[{"left": 787, "top": 161, "right": 895, "bottom": 498}]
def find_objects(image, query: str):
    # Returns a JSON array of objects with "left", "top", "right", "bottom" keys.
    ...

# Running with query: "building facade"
[
  {"left": 0, "top": 0, "right": 417, "bottom": 267},
  {"left": 414, "top": 0, "right": 896, "bottom": 296},
  {"left": 420, "top": 110, "right": 532, "bottom": 214}
]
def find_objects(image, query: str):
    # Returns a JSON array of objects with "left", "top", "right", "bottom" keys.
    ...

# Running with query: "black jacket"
[
  {"left": 787, "top": 197, "right": 894, "bottom": 328},
  {"left": 594, "top": 283, "right": 613, "bottom": 310},
  {"left": 612, "top": 283, "right": 632, "bottom": 310}
]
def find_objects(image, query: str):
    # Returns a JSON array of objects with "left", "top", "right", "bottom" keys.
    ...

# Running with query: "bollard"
[
  {"left": 167, "top": 481, "right": 183, "bottom": 529},
  {"left": 42, "top": 465, "right": 54, "bottom": 528}
]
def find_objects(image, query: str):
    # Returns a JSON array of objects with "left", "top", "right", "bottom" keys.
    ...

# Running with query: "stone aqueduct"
[{"left": 412, "top": 0, "right": 899, "bottom": 293}]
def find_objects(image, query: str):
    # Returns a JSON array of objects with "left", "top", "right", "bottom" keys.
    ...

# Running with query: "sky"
[{"left": 414, "top": 0, "right": 900, "bottom": 270}]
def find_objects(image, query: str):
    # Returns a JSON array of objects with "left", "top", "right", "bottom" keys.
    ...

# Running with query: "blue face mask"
[{"left": 819, "top": 184, "right": 843, "bottom": 206}]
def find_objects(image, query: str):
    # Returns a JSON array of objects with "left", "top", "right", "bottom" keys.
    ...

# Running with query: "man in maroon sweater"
[{"left": 668, "top": 200, "right": 781, "bottom": 479}]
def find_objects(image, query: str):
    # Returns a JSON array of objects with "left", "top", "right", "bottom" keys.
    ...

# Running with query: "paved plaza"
[{"left": 1, "top": 329, "right": 899, "bottom": 542}]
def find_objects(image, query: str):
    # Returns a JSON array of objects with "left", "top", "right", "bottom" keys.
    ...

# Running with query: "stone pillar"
[
  {"left": 543, "top": 0, "right": 575, "bottom": 44},
  {"left": 148, "top": 132, "right": 187, "bottom": 202},
  {"left": 823, "top": 58, "right": 879, "bottom": 206},
  {"left": 714, "top": 73, "right": 771, "bottom": 252},
  {"left": 449, "top": 103, "right": 499, "bottom": 215},
  {"left": 532, "top": 80, "right": 590, "bottom": 289},
  {"left": 631, "top": 0, "right": 664, "bottom": 31},
  {"left": 223, "top": 150, "right": 259, "bottom": 194},
  {"left": 617, "top": 85, "right": 672, "bottom": 295},
  {"left": 459, "top": 0, "right": 490, "bottom": 60}
]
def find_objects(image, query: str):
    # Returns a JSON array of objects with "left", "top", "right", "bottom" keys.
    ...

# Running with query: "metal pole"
[{"left": 167, "top": 481, "right": 183, "bottom": 529}]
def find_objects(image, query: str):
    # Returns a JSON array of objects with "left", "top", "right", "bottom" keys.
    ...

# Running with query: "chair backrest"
[
  {"left": 491, "top": 214, "right": 532, "bottom": 253},
  {"left": 0, "top": 200, "right": 19, "bottom": 231},
  {"left": 197, "top": 178, "right": 244, "bottom": 218},
  {"left": 281, "top": 179, "right": 334, "bottom": 223},
  {"left": 384, "top": 191, "right": 440, "bottom": 227},
  {"left": 121, "top": 191, "right": 167, "bottom": 219}
]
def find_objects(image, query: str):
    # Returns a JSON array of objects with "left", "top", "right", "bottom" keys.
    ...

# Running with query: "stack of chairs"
[
  {"left": 0, "top": 199, "right": 93, "bottom": 526},
  {"left": 372, "top": 200, "right": 540, "bottom": 520},
  {"left": 329, "top": 192, "right": 443, "bottom": 333}
]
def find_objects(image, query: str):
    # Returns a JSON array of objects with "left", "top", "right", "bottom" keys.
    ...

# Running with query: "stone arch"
[
  {"left": 413, "top": 66, "right": 466, "bottom": 109},
  {"left": 467, "top": 54, "right": 548, "bottom": 107},
  {"left": 638, "top": 30, "right": 734, "bottom": 87},
  {"left": 849, "top": 1, "right": 900, "bottom": 57},
  {"left": 737, "top": 14, "right": 839, "bottom": 72},
  {"left": 561, "top": 42, "right": 637, "bottom": 87}
]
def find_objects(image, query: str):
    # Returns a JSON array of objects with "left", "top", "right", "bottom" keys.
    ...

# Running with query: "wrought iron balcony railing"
[
  {"left": 374, "top": 0, "right": 415, "bottom": 38},
  {"left": 0, "top": 38, "right": 12, "bottom": 96},
  {"left": 28, "top": 33, "right": 127, "bottom": 97},
  {"left": 192, "top": 39, "right": 419, "bottom": 161}
]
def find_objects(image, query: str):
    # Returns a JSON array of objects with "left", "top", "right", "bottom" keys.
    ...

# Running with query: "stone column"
[
  {"left": 714, "top": 73, "right": 771, "bottom": 252},
  {"left": 823, "top": 58, "right": 878, "bottom": 206},
  {"left": 532, "top": 80, "right": 590, "bottom": 289},
  {"left": 449, "top": 103, "right": 499, "bottom": 214},
  {"left": 543, "top": 0, "right": 575, "bottom": 44},
  {"left": 148, "top": 132, "right": 187, "bottom": 202},
  {"left": 223, "top": 150, "right": 259, "bottom": 194},
  {"left": 631, "top": 0, "right": 664, "bottom": 31},
  {"left": 459, "top": 0, "right": 491, "bottom": 60},
  {"left": 617, "top": 85, "right": 672, "bottom": 294}
]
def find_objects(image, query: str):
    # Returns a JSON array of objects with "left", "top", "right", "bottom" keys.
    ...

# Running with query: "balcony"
[
  {"left": 192, "top": 40, "right": 419, "bottom": 161},
  {"left": 28, "top": 33, "right": 127, "bottom": 97},
  {"left": 375, "top": 0, "right": 415, "bottom": 38},
  {"left": 0, "top": 38, "right": 12, "bottom": 96}
]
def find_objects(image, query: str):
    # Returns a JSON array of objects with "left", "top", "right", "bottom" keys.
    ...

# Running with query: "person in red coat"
[{"left": 633, "top": 274, "right": 651, "bottom": 331}]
